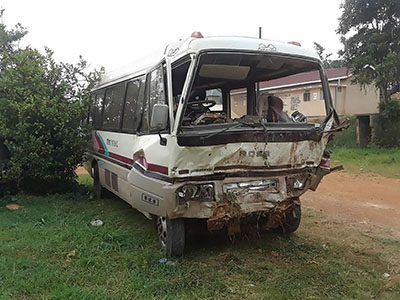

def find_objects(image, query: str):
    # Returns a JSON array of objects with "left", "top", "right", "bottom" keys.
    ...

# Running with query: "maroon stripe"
[
  {"left": 94, "top": 149, "right": 168, "bottom": 175},
  {"left": 108, "top": 152, "right": 134, "bottom": 165},
  {"left": 148, "top": 163, "right": 169, "bottom": 175}
]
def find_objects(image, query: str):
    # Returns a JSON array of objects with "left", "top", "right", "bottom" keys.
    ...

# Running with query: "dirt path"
[{"left": 302, "top": 171, "right": 400, "bottom": 237}]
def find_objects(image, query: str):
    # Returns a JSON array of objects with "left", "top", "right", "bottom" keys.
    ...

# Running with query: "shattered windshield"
[{"left": 181, "top": 53, "right": 328, "bottom": 127}]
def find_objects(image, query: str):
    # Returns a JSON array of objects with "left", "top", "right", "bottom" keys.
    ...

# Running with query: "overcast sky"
[{"left": 1, "top": 0, "right": 344, "bottom": 72}]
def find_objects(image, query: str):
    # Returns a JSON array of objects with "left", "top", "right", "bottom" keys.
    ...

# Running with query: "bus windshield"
[{"left": 181, "top": 52, "right": 328, "bottom": 127}]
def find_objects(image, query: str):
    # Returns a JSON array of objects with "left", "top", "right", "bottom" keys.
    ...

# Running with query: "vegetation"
[
  {"left": 374, "top": 98, "right": 400, "bottom": 147},
  {"left": 0, "top": 176, "right": 398, "bottom": 300},
  {"left": 337, "top": 0, "right": 400, "bottom": 102},
  {"left": 0, "top": 11, "right": 101, "bottom": 194}
]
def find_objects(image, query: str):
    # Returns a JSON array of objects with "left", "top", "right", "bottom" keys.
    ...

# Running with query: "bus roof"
[{"left": 94, "top": 36, "right": 321, "bottom": 91}]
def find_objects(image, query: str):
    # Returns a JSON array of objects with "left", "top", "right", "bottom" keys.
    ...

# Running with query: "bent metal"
[{"left": 83, "top": 34, "right": 348, "bottom": 257}]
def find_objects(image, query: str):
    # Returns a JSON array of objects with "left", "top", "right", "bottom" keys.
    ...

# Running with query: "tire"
[
  {"left": 279, "top": 203, "right": 301, "bottom": 234},
  {"left": 157, "top": 216, "right": 185, "bottom": 257},
  {"left": 93, "top": 163, "right": 106, "bottom": 200}
]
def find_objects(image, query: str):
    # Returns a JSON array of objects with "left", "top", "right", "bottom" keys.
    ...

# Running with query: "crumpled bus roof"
[{"left": 94, "top": 36, "right": 321, "bottom": 91}]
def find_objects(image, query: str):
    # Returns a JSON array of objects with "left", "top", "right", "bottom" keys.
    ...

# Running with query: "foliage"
[
  {"left": 337, "top": 0, "right": 400, "bottom": 102},
  {"left": 313, "top": 42, "right": 346, "bottom": 69},
  {"left": 0, "top": 11, "right": 102, "bottom": 193},
  {"left": 327, "top": 116, "right": 357, "bottom": 148},
  {"left": 373, "top": 98, "right": 400, "bottom": 147}
]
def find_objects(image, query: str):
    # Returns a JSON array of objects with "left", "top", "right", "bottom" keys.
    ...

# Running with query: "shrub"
[
  {"left": 0, "top": 15, "right": 101, "bottom": 194},
  {"left": 374, "top": 98, "right": 400, "bottom": 147}
]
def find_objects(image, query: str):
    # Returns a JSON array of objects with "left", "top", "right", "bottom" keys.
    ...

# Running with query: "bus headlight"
[{"left": 177, "top": 183, "right": 215, "bottom": 204}]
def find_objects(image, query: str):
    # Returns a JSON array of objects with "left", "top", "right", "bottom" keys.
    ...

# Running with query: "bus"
[{"left": 84, "top": 34, "right": 345, "bottom": 256}]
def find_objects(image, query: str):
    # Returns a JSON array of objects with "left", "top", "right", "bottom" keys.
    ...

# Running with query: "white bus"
[{"left": 84, "top": 35, "right": 344, "bottom": 256}]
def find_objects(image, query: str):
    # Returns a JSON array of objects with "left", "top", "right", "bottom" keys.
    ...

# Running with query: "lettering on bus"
[{"left": 106, "top": 138, "right": 118, "bottom": 148}]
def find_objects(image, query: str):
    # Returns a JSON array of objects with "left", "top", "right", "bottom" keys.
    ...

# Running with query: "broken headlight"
[{"left": 177, "top": 183, "right": 215, "bottom": 204}]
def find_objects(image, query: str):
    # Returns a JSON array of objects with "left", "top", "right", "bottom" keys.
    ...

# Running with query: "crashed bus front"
[
  {"left": 85, "top": 36, "right": 346, "bottom": 256},
  {"left": 166, "top": 42, "right": 345, "bottom": 240}
]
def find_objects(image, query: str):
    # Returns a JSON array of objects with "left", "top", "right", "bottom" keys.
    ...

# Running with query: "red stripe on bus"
[
  {"left": 147, "top": 163, "right": 169, "bottom": 175},
  {"left": 94, "top": 149, "right": 168, "bottom": 175}
]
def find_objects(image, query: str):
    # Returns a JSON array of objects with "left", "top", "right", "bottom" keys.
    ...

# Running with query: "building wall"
[{"left": 341, "top": 79, "right": 379, "bottom": 115}]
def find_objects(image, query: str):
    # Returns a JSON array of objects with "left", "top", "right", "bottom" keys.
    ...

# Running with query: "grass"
[
  {"left": 326, "top": 115, "right": 400, "bottom": 178},
  {"left": 329, "top": 147, "right": 400, "bottom": 178},
  {"left": 0, "top": 175, "right": 400, "bottom": 299}
]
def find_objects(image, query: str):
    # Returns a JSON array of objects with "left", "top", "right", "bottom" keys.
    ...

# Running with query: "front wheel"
[
  {"left": 279, "top": 203, "right": 301, "bottom": 234},
  {"left": 157, "top": 216, "right": 185, "bottom": 257}
]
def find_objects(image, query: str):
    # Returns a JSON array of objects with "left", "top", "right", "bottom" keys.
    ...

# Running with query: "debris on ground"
[
  {"left": 383, "top": 273, "right": 391, "bottom": 279},
  {"left": 159, "top": 258, "right": 176, "bottom": 266},
  {"left": 6, "top": 204, "right": 21, "bottom": 210},
  {"left": 90, "top": 219, "right": 104, "bottom": 226},
  {"left": 66, "top": 250, "right": 76, "bottom": 262}
]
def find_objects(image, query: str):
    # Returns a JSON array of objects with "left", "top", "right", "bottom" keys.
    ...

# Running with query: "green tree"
[
  {"left": 337, "top": 0, "right": 400, "bottom": 102},
  {"left": 0, "top": 11, "right": 102, "bottom": 193}
]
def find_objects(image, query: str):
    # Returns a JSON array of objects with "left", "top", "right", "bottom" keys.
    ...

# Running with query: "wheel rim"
[{"left": 157, "top": 217, "right": 168, "bottom": 249}]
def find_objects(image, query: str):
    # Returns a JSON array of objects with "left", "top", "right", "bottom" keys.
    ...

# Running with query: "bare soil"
[{"left": 302, "top": 171, "right": 400, "bottom": 237}]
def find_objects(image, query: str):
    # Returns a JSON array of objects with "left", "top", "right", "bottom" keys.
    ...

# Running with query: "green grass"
[
  {"left": 0, "top": 177, "right": 399, "bottom": 299},
  {"left": 330, "top": 147, "right": 400, "bottom": 178}
]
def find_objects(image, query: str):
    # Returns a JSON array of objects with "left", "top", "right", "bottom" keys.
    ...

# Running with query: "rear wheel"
[
  {"left": 280, "top": 203, "right": 301, "bottom": 234},
  {"left": 157, "top": 216, "right": 185, "bottom": 257},
  {"left": 93, "top": 163, "right": 106, "bottom": 199}
]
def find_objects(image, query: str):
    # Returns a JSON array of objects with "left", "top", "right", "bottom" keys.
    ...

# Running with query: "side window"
[
  {"left": 103, "top": 82, "right": 126, "bottom": 130},
  {"left": 122, "top": 78, "right": 144, "bottom": 132},
  {"left": 142, "top": 65, "right": 167, "bottom": 133},
  {"left": 207, "top": 88, "right": 223, "bottom": 111},
  {"left": 92, "top": 90, "right": 105, "bottom": 129},
  {"left": 230, "top": 89, "right": 247, "bottom": 118}
]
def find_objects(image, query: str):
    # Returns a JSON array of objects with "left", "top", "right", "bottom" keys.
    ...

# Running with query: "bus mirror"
[{"left": 150, "top": 104, "right": 169, "bottom": 130}]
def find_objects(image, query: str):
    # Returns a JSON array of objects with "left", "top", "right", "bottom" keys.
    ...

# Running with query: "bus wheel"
[
  {"left": 279, "top": 203, "right": 301, "bottom": 234},
  {"left": 157, "top": 216, "right": 185, "bottom": 257},
  {"left": 93, "top": 163, "right": 106, "bottom": 200}
]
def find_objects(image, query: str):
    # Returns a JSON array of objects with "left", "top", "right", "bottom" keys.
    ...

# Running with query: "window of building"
[
  {"left": 303, "top": 90, "right": 310, "bottom": 101},
  {"left": 122, "top": 78, "right": 144, "bottom": 132},
  {"left": 103, "top": 82, "right": 126, "bottom": 130}
]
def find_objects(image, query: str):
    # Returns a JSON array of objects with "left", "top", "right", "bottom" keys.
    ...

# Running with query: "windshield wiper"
[{"left": 199, "top": 121, "right": 257, "bottom": 141}]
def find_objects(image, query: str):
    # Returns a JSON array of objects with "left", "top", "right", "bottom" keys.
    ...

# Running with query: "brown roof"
[{"left": 260, "top": 67, "right": 350, "bottom": 90}]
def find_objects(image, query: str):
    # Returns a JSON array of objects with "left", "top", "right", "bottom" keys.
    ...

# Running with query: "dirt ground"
[
  {"left": 302, "top": 171, "right": 400, "bottom": 238},
  {"left": 77, "top": 166, "right": 400, "bottom": 238}
]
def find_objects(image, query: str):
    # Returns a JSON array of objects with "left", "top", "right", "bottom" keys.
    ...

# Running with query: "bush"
[
  {"left": 0, "top": 16, "right": 101, "bottom": 194},
  {"left": 328, "top": 116, "right": 358, "bottom": 149},
  {"left": 374, "top": 98, "right": 400, "bottom": 147}
]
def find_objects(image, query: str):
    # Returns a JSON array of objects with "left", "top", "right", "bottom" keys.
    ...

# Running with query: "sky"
[{"left": 1, "top": 0, "right": 344, "bottom": 72}]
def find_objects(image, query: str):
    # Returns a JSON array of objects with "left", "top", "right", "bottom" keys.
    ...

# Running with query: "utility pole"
[{"left": 256, "top": 27, "right": 262, "bottom": 99}]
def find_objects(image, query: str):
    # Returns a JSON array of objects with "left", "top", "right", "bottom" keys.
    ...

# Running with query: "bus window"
[
  {"left": 230, "top": 88, "right": 247, "bottom": 118},
  {"left": 103, "top": 82, "right": 126, "bottom": 130},
  {"left": 122, "top": 78, "right": 143, "bottom": 132},
  {"left": 142, "top": 65, "right": 166, "bottom": 133},
  {"left": 92, "top": 90, "right": 105, "bottom": 129}
]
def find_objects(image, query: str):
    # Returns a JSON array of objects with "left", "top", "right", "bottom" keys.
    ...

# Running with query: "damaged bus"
[{"left": 84, "top": 35, "right": 346, "bottom": 256}]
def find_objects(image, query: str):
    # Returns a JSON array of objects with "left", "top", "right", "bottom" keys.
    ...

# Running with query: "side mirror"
[{"left": 150, "top": 104, "right": 169, "bottom": 130}]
